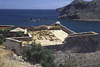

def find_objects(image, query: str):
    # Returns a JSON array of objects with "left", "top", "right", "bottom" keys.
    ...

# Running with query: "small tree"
[
  {"left": 0, "top": 34, "right": 4, "bottom": 45},
  {"left": 22, "top": 41, "right": 58, "bottom": 67}
]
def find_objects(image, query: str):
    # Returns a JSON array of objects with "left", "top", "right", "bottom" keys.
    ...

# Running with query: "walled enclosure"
[{"left": 5, "top": 24, "right": 99, "bottom": 55}]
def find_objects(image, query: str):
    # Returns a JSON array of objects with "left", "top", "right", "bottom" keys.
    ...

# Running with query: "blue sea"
[{"left": 0, "top": 9, "right": 100, "bottom": 42}]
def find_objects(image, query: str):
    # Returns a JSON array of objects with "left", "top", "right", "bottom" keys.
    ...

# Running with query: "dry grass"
[
  {"left": 1, "top": 42, "right": 5, "bottom": 47},
  {"left": 0, "top": 49, "right": 31, "bottom": 67},
  {"left": 0, "top": 57, "right": 33, "bottom": 67},
  {"left": 0, "top": 49, "right": 13, "bottom": 60},
  {"left": 0, "top": 58, "right": 22, "bottom": 67}
]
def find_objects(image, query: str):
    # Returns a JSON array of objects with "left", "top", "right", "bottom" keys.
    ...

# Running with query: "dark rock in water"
[{"left": 56, "top": 0, "right": 100, "bottom": 21}]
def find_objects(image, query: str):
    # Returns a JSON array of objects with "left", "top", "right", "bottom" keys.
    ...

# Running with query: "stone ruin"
[{"left": 5, "top": 23, "right": 99, "bottom": 55}]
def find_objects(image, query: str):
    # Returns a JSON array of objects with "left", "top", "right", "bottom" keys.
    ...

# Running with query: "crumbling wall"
[{"left": 5, "top": 38, "right": 22, "bottom": 55}]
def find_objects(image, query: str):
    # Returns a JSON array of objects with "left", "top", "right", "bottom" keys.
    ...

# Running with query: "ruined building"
[{"left": 5, "top": 22, "right": 99, "bottom": 55}]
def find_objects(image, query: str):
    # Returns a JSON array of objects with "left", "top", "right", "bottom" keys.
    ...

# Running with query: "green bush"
[
  {"left": 22, "top": 41, "right": 58, "bottom": 67},
  {"left": 0, "top": 34, "right": 4, "bottom": 45},
  {"left": 14, "top": 31, "right": 24, "bottom": 37},
  {"left": 3, "top": 28, "right": 11, "bottom": 37}
]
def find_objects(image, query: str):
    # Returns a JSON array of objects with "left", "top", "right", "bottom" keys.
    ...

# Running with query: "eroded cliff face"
[{"left": 56, "top": 0, "right": 100, "bottom": 21}]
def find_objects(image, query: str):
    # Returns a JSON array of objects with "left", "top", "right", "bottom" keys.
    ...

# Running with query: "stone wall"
[
  {"left": 52, "top": 24, "right": 76, "bottom": 34},
  {"left": 11, "top": 37, "right": 32, "bottom": 41},
  {"left": 5, "top": 38, "right": 22, "bottom": 55},
  {"left": 63, "top": 32, "right": 99, "bottom": 53},
  {"left": 60, "top": 25, "right": 76, "bottom": 34},
  {"left": 45, "top": 44, "right": 64, "bottom": 52}
]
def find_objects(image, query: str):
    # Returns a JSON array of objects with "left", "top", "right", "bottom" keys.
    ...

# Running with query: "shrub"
[
  {"left": 0, "top": 34, "right": 4, "bottom": 45},
  {"left": 36, "top": 25, "right": 48, "bottom": 30},
  {"left": 22, "top": 41, "right": 58, "bottom": 67},
  {"left": 49, "top": 26, "right": 61, "bottom": 30},
  {"left": 2, "top": 28, "right": 11, "bottom": 37},
  {"left": 14, "top": 31, "right": 24, "bottom": 37}
]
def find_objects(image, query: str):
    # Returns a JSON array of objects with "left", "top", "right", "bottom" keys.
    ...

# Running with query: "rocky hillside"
[
  {"left": 56, "top": 0, "right": 100, "bottom": 21},
  {"left": 54, "top": 50, "right": 100, "bottom": 67}
]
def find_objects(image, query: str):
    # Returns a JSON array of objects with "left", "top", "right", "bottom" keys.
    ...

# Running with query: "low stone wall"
[
  {"left": 11, "top": 37, "right": 32, "bottom": 41},
  {"left": 5, "top": 38, "right": 22, "bottom": 55},
  {"left": 52, "top": 24, "right": 76, "bottom": 34},
  {"left": 60, "top": 25, "right": 76, "bottom": 34}
]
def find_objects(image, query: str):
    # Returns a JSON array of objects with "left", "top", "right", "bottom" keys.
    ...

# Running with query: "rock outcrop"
[{"left": 56, "top": 0, "right": 100, "bottom": 21}]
